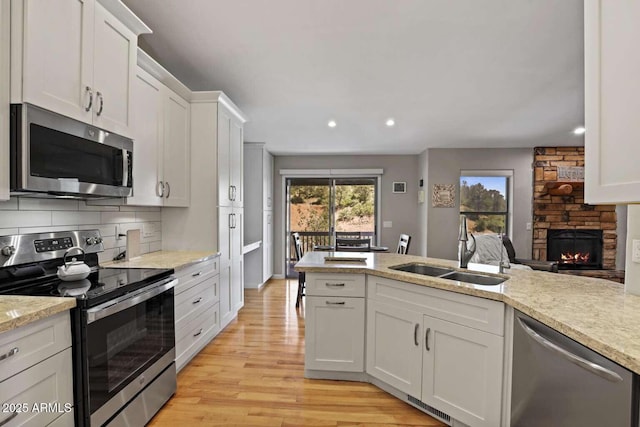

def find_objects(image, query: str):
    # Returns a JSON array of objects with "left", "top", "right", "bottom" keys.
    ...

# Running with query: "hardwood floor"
[{"left": 149, "top": 279, "right": 445, "bottom": 426}]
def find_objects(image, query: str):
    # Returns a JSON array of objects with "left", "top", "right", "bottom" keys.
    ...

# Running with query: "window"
[{"left": 460, "top": 171, "right": 511, "bottom": 235}]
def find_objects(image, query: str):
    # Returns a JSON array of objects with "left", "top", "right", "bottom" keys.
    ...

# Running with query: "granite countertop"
[
  {"left": 296, "top": 251, "right": 640, "bottom": 375},
  {"left": 0, "top": 296, "right": 76, "bottom": 334},
  {"left": 103, "top": 251, "right": 220, "bottom": 271}
]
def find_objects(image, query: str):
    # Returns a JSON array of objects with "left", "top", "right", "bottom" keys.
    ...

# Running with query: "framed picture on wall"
[
  {"left": 392, "top": 182, "right": 406, "bottom": 193},
  {"left": 432, "top": 184, "right": 455, "bottom": 207}
]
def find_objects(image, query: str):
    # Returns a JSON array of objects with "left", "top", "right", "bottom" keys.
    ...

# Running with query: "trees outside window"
[{"left": 460, "top": 175, "right": 509, "bottom": 234}]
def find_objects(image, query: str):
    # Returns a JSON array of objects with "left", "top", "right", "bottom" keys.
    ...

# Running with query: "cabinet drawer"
[
  {"left": 367, "top": 276, "right": 505, "bottom": 336},
  {"left": 0, "top": 312, "right": 72, "bottom": 382},
  {"left": 0, "top": 348, "right": 73, "bottom": 427},
  {"left": 305, "top": 273, "right": 365, "bottom": 297},
  {"left": 174, "top": 257, "right": 219, "bottom": 295},
  {"left": 175, "top": 276, "right": 219, "bottom": 324},
  {"left": 176, "top": 303, "right": 220, "bottom": 366}
]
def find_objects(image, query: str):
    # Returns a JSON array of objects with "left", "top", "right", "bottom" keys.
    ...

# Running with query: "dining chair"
[
  {"left": 292, "top": 232, "right": 306, "bottom": 308},
  {"left": 336, "top": 237, "right": 371, "bottom": 252},
  {"left": 397, "top": 234, "right": 411, "bottom": 254}
]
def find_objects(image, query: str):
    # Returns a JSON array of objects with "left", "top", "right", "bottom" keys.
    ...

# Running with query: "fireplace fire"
[
  {"left": 560, "top": 251, "right": 591, "bottom": 265},
  {"left": 547, "top": 229, "right": 603, "bottom": 270}
]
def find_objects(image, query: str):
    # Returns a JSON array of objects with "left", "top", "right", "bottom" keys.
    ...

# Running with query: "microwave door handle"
[
  {"left": 86, "top": 279, "right": 177, "bottom": 324},
  {"left": 122, "top": 149, "right": 129, "bottom": 187},
  {"left": 516, "top": 317, "right": 623, "bottom": 383}
]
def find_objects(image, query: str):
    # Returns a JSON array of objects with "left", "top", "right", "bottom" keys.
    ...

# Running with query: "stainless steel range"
[{"left": 0, "top": 230, "right": 177, "bottom": 426}]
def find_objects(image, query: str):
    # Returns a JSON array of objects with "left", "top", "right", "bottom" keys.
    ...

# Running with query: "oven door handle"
[{"left": 86, "top": 278, "right": 177, "bottom": 324}]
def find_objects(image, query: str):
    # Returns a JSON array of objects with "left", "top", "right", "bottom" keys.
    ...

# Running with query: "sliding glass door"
[{"left": 286, "top": 177, "right": 377, "bottom": 277}]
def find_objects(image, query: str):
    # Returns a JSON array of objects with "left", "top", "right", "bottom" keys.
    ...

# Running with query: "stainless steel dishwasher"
[{"left": 511, "top": 310, "right": 638, "bottom": 426}]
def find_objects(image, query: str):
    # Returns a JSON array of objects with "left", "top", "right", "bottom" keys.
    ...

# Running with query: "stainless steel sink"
[
  {"left": 389, "top": 263, "right": 505, "bottom": 286},
  {"left": 440, "top": 271, "right": 506, "bottom": 286},
  {"left": 389, "top": 263, "right": 454, "bottom": 277}
]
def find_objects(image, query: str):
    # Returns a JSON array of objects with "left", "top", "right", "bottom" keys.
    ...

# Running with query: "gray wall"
[
  {"left": 417, "top": 150, "right": 429, "bottom": 256},
  {"left": 427, "top": 148, "right": 534, "bottom": 260},
  {"left": 273, "top": 155, "right": 419, "bottom": 276}
]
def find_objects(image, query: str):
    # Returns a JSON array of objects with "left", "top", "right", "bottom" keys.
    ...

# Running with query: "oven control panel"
[{"left": 34, "top": 237, "right": 74, "bottom": 253}]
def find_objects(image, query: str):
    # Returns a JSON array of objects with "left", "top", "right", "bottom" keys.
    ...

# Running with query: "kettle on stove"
[{"left": 57, "top": 247, "right": 91, "bottom": 281}]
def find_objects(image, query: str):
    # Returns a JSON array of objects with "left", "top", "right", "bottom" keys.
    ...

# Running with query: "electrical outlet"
[
  {"left": 526, "top": 222, "right": 532, "bottom": 231},
  {"left": 383, "top": 221, "right": 393, "bottom": 228},
  {"left": 115, "top": 225, "right": 122, "bottom": 240},
  {"left": 633, "top": 239, "right": 640, "bottom": 263}
]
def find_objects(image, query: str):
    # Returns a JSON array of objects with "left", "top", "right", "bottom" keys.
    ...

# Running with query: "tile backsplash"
[{"left": 0, "top": 197, "right": 162, "bottom": 264}]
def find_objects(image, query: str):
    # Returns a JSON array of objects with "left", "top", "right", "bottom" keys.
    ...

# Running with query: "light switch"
[
  {"left": 383, "top": 221, "right": 393, "bottom": 228},
  {"left": 633, "top": 239, "right": 640, "bottom": 263},
  {"left": 526, "top": 222, "right": 532, "bottom": 231}
]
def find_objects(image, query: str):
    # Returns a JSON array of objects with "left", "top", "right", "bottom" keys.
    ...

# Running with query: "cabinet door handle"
[
  {"left": 96, "top": 91, "right": 104, "bottom": 116},
  {"left": 165, "top": 181, "right": 171, "bottom": 198},
  {"left": 193, "top": 328, "right": 203, "bottom": 337},
  {"left": 414, "top": 324, "right": 419, "bottom": 346},
  {"left": 156, "top": 181, "right": 165, "bottom": 197},
  {"left": 229, "top": 213, "right": 234, "bottom": 229},
  {"left": 84, "top": 86, "right": 93, "bottom": 112},
  {"left": 0, "top": 347, "right": 19, "bottom": 362},
  {"left": 192, "top": 271, "right": 202, "bottom": 277},
  {"left": 192, "top": 297, "right": 203, "bottom": 304},
  {"left": 425, "top": 328, "right": 431, "bottom": 351},
  {"left": 0, "top": 411, "right": 18, "bottom": 426},
  {"left": 325, "top": 282, "right": 345, "bottom": 287},
  {"left": 325, "top": 301, "right": 346, "bottom": 305},
  {"left": 229, "top": 185, "right": 234, "bottom": 201}
]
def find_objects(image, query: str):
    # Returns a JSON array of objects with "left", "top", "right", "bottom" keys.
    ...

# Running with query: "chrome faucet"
[
  {"left": 457, "top": 216, "right": 476, "bottom": 269},
  {"left": 497, "top": 232, "right": 510, "bottom": 273}
]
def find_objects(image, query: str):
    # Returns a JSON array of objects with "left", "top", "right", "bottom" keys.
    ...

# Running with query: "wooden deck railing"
[{"left": 288, "top": 231, "right": 376, "bottom": 259}]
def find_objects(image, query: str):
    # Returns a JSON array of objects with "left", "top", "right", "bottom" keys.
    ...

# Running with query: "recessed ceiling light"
[
  {"left": 385, "top": 118, "right": 395, "bottom": 127},
  {"left": 328, "top": 120, "right": 337, "bottom": 128},
  {"left": 573, "top": 126, "right": 586, "bottom": 135}
]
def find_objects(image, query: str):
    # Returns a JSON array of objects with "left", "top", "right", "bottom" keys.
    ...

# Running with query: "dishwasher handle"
[{"left": 516, "top": 317, "right": 623, "bottom": 383}]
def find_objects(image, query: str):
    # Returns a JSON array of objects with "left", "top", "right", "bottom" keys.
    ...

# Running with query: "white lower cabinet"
[
  {"left": 307, "top": 272, "right": 506, "bottom": 426},
  {"left": 366, "top": 300, "right": 422, "bottom": 397},
  {"left": 421, "top": 315, "right": 503, "bottom": 427},
  {"left": 0, "top": 312, "right": 74, "bottom": 426},
  {"left": 305, "top": 296, "right": 365, "bottom": 372},
  {"left": 305, "top": 273, "right": 365, "bottom": 373},
  {"left": 174, "top": 256, "right": 221, "bottom": 371}
]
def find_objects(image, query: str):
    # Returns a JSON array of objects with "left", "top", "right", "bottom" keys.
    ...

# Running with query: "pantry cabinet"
[
  {"left": 218, "top": 103, "right": 244, "bottom": 208},
  {"left": 243, "top": 143, "right": 274, "bottom": 288},
  {"left": 10, "top": 0, "right": 150, "bottom": 138},
  {"left": 584, "top": 0, "right": 640, "bottom": 203}
]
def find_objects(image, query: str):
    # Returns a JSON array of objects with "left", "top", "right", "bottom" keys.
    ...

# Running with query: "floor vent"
[{"left": 407, "top": 395, "right": 451, "bottom": 425}]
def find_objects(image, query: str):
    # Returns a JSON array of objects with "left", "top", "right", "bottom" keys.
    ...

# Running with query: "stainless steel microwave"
[{"left": 10, "top": 103, "right": 133, "bottom": 198}]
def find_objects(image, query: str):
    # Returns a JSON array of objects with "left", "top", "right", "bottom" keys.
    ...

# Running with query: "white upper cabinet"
[
  {"left": 127, "top": 65, "right": 190, "bottom": 207},
  {"left": 162, "top": 88, "right": 190, "bottom": 206},
  {"left": 217, "top": 102, "right": 246, "bottom": 208},
  {"left": 129, "top": 67, "right": 162, "bottom": 206},
  {"left": 11, "top": 0, "right": 150, "bottom": 137},
  {"left": 584, "top": 0, "right": 640, "bottom": 203}
]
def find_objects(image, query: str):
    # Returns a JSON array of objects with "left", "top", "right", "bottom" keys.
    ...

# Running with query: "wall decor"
[
  {"left": 432, "top": 184, "right": 455, "bottom": 207},
  {"left": 392, "top": 182, "right": 406, "bottom": 193}
]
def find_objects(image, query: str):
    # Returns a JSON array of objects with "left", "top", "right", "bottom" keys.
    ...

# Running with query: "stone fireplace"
[{"left": 533, "top": 147, "right": 617, "bottom": 271}]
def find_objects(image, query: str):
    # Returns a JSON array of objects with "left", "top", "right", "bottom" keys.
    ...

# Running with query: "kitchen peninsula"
[{"left": 296, "top": 251, "right": 640, "bottom": 426}]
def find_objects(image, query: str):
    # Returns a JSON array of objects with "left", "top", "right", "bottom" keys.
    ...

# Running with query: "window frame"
[{"left": 459, "top": 169, "right": 514, "bottom": 238}]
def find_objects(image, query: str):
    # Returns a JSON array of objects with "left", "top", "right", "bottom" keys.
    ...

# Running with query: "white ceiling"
[{"left": 123, "top": 0, "right": 585, "bottom": 155}]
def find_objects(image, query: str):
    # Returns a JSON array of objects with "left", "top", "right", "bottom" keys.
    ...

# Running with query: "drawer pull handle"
[
  {"left": 414, "top": 324, "right": 419, "bottom": 346},
  {"left": 0, "top": 411, "right": 18, "bottom": 426},
  {"left": 0, "top": 347, "right": 19, "bottom": 362},
  {"left": 192, "top": 297, "right": 203, "bottom": 304},
  {"left": 192, "top": 271, "right": 202, "bottom": 277},
  {"left": 325, "top": 301, "right": 346, "bottom": 305},
  {"left": 425, "top": 328, "right": 431, "bottom": 351},
  {"left": 325, "top": 283, "right": 345, "bottom": 287},
  {"left": 193, "top": 328, "right": 203, "bottom": 337}
]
